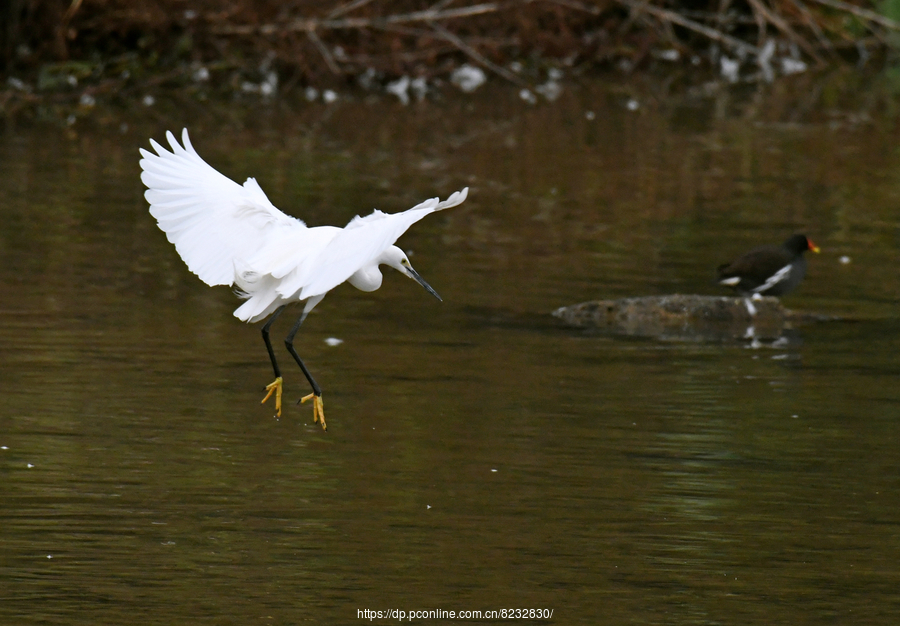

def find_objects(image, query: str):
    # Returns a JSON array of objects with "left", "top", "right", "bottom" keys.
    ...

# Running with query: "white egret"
[{"left": 139, "top": 129, "right": 468, "bottom": 430}]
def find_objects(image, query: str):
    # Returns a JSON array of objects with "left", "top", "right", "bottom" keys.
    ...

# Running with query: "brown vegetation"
[{"left": 3, "top": 0, "right": 900, "bottom": 110}]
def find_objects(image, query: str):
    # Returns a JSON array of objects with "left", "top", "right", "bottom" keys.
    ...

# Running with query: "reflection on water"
[{"left": 1, "top": 79, "right": 899, "bottom": 624}]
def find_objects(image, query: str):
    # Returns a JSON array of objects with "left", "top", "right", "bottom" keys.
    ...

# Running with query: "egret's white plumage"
[
  {"left": 139, "top": 128, "right": 468, "bottom": 428},
  {"left": 140, "top": 129, "right": 467, "bottom": 322}
]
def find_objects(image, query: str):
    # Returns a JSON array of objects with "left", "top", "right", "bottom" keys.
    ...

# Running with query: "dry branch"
[
  {"left": 807, "top": 0, "right": 900, "bottom": 30},
  {"left": 212, "top": 3, "right": 504, "bottom": 36},
  {"left": 328, "top": 0, "right": 378, "bottom": 20},
  {"left": 746, "top": 0, "right": 824, "bottom": 63},
  {"left": 306, "top": 28, "right": 342, "bottom": 74},
  {"left": 787, "top": 0, "right": 837, "bottom": 54},
  {"left": 616, "top": 0, "right": 760, "bottom": 56},
  {"left": 428, "top": 20, "right": 528, "bottom": 87},
  {"left": 199, "top": 0, "right": 900, "bottom": 74}
]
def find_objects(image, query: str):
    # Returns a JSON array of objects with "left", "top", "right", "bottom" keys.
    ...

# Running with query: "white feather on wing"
[
  {"left": 139, "top": 128, "right": 307, "bottom": 287},
  {"left": 751, "top": 264, "right": 791, "bottom": 294},
  {"left": 291, "top": 188, "right": 468, "bottom": 299}
]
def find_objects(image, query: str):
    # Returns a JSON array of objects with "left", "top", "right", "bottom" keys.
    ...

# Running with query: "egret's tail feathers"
[
  {"left": 233, "top": 259, "right": 261, "bottom": 293},
  {"left": 233, "top": 292, "right": 284, "bottom": 323},
  {"left": 231, "top": 260, "right": 286, "bottom": 322}
]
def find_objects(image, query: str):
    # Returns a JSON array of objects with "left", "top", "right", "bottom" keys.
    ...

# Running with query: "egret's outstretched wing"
[
  {"left": 290, "top": 187, "right": 468, "bottom": 299},
  {"left": 140, "top": 128, "right": 306, "bottom": 286}
]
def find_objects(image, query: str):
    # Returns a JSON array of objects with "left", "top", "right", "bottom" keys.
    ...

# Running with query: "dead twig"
[
  {"left": 306, "top": 28, "right": 342, "bottom": 74},
  {"left": 747, "top": 0, "right": 768, "bottom": 46},
  {"left": 807, "top": 0, "right": 900, "bottom": 31},
  {"left": 543, "top": 0, "right": 601, "bottom": 14},
  {"left": 787, "top": 0, "right": 837, "bottom": 56},
  {"left": 327, "top": 0, "right": 378, "bottom": 19},
  {"left": 429, "top": 0, "right": 463, "bottom": 10},
  {"left": 616, "top": 0, "right": 759, "bottom": 57},
  {"left": 618, "top": 0, "right": 654, "bottom": 36},
  {"left": 716, "top": 0, "right": 733, "bottom": 29},
  {"left": 63, "top": 0, "right": 84, "bottom": 22},
  {"left": 213, "top": 3, "right": 503, "bottom": 35},
  {"left": 746, "top": 0, "right": 824, "bottom": 63},
  {"left": 428, "top": 20, "right": 529, "bottom": 87}
]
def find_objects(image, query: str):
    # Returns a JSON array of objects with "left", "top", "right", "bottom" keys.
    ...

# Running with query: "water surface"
[{"left": 1, "top": 78, "right": 899, "bottom": 624}]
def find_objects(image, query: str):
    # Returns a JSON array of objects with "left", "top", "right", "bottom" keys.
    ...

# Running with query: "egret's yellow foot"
[
  {"left": 262, "top": 377, "right": 283, "bottom": 418},
  {"left": 301, "top": 393, "right": 326, "bottom": 431}
]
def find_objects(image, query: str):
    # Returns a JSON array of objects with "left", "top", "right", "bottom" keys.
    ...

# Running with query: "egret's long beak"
[{"left": 406, "top": 266, "right": 442, "bottom": 302}]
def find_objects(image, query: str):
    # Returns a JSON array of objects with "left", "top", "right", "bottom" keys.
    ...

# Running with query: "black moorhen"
[{"left": 717, "top": 234, "right": 820, "bottom": 296}]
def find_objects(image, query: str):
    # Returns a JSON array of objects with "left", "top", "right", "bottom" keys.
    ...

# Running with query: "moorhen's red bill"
[{"left": 717, "top": 234, "right": 820, "bottom": 296}]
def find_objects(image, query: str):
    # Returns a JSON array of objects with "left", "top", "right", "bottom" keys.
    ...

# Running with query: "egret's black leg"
[
  {"left": 284, "top": 312, "right": 322, "bottom": 396},
  {"left": 260, "top": 306, "right": 287, "bottom": 418},
  {"left": 284, "top": 312, "right": 326, "bottom": 430},
  {"left": 261, "top": 306, "right": 286, "bottom": 378}
]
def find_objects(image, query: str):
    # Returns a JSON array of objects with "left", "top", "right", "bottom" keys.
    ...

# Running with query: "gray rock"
[{"left": 552, "top": 294, "right": 829, "bottom": 342}]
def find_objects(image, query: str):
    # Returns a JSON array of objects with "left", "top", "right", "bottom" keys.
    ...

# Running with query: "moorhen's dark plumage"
[{"left": 717, "top": 234, "right": 820, "bottom": 296}]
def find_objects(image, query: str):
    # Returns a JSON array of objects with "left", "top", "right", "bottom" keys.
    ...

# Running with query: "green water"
[{"left": 1, "top": 78, "right": 899, "bottom": 624}]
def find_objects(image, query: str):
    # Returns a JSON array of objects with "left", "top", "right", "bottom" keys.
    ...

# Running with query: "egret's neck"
[
  {"left": 348, "top": 265, "right": 383, "bottom": 292},
  {"left": 348, "top": 247, "right": 403, "bottom": 292}
]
